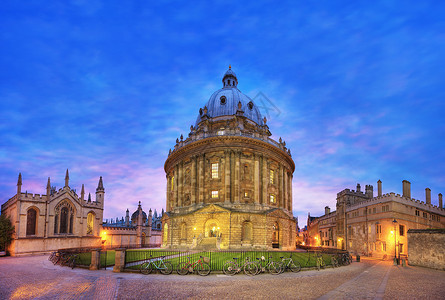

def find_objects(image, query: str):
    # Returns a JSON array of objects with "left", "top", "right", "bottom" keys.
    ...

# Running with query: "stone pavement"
[{"left": 0, "top": 255, "right": 443, "bottom": 299}]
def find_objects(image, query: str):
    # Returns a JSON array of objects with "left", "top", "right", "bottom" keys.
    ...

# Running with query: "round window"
[
  {"left": 248, "top": 101, "right": 254, "bottom": 110},
  {"left": 220, "top": 96, "right": 227, "bottom": 105}
]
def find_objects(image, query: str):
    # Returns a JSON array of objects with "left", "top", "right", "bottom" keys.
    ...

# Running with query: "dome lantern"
[{"left": 222, "top": 65, "right": 238, "bottom": 88}]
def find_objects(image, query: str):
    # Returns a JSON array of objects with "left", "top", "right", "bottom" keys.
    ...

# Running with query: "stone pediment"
[
  {"left": 195, "top": 204, "right": 231, "bottom": 214},
  {"left": 266, "top": 208, "right": 293, "bottom": 219}
]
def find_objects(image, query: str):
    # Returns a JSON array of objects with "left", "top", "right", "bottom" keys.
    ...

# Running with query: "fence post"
[
  {"left": 89, "top": 249, "right": 101, "bottom": 270},
  {"left": 113, "top": 248, "right": 126, "bottom": 273}
]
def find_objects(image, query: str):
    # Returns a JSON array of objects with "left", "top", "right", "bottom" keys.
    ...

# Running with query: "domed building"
[{"left": 162, "top": 67, "right": 296, "bottom": 250}]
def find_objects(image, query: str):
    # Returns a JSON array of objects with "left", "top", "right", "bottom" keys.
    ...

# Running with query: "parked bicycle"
[
  {"left": 140, "top": 255, "right": 173, "bottom": 275},
  {"left": 315, "top": 252, "right": 326, "bottom": 270},
  {"left": 176, "top": 256, "right": 211, "bottom": 276},
  {"left": 223, "top": 257, "right": 258, "bottom": 276},
  {"left": 253, "top": 255, "right": 281, "bottom": 275},
  {"left": 275, "top": 253, "right": 301, "bottom": 274},
  {"left": 330, "top": 254, "right": 339, "bottom": 268},
  {"left": 339, "top": 252, "right": 352, "bottom": 265}
]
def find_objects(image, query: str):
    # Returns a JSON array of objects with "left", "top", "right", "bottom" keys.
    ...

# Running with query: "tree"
[{"left": 0, "top": 214, "right": 15, "bottom": 252}]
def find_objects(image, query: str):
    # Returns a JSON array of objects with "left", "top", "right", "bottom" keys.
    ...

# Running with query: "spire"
[
  {"left": 46, "top": 177, "right": 51, "bottom": 189},
  {"left": 65, "top": 169, "right": 69, "bottom": 187},
  {"left": 96, "top": 176, "right": 104, "bottom": 192},
  {"left": 88, "top": 193, "right": 91, "bottom": 202},
  {"left": 17, "top": 173, "right": 22, "bottom": 186},
  {"left": 81, "top": 184, "right": 85, "bottom": 201}
]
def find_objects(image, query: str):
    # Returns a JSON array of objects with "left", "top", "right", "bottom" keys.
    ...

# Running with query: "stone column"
[
  {"left": 225, "top": 150, "right": 231, "bottom": 204},
  {"left": 173, "top": 165, "right": 179, "bottom": 208},
  {"left": 191, "top": 156, "right": 197, "bottom": 205},
  {"left": 198, "top": 155, "right": 204, "bottom": 204},
  {"left": 113, "top": 248, "right": 126, "bottom": 272},
  {"left": 234, "top": 151, "right": 240, "bottom": 203},
  {"left": 279, "top": 165, "right": 283, "bottom": 208},
  {"left": 262, "top": 156, "right": 268, "bottom": 205},
  {"left": 202, "top": 154, "right": 207, "bottom": 204},
  {"left": 284, "top": 170, "right": 288, "bottom": 211},
  {"left": 89, "top": 249, "right": 101, "bottom": 270},
  {"left": 289, "top": 174, "right": 293, "bottom": 212},
  {"left": 254, "top": 154, "right": 260, "bottom": 205},
  {"left": 178, "top": 162, "right": 183, "bottom": 207},
  {"left": 166, "top": 175, "right": 170, "bottom": 212}
]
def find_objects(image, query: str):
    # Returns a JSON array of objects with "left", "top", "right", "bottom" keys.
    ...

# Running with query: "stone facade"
[
  {"left": 162, "top": 67, "right": 296, "bottom": 250},
  {"left": 1, "top": 170, "right": 104, "bottom": 255},
  {"left": 407, "top": 229, "right": 445, "bottom": 270},
  {"left": 306, "top": 181, "right": 445, "bottom": 259}
]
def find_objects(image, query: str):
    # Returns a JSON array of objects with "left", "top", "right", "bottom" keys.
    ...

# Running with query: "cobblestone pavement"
[{"left": 0, "top": 255, "right": 443, "bottom": 299}]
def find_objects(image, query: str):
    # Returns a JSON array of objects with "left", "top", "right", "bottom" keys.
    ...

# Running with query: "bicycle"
[
  {"left": 176, "top": 256, "right": 211, "bottom": 276},
  {"left": 253, "top": 255, "right": 281, "bottom": 275},
  {"left": 223, "top": 257, "right": 258, "bottom": 276},
  {"left": 276, "top": 253, "right": 301, "bottom": 274},
  {"left": 330, "top": 254, "right": 339, "bottom": 268},
  {"left": 339, "top": 252, "right": 352, "bottom": 266},
  {"left": 67, "top": 254, "right": 79, "bottom": 269},
  {"left": 140, "top": 255, "right": 173, "bottom": 275},
  {"left": 315, "top": 252, "right": 325, "bottom": 271}
]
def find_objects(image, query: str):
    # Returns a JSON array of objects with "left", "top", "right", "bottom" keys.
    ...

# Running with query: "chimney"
[
  {"left": 425, "top": 188, "right": 431, "bottom": 205},
  {"left": 402, "top": 180, "right": 411, "bottom": 198},
  {"left": 377, "top": 180, "right": 382, "bottom": 197},
  {"left": 365, "top": 185, "right": 374, "bottom": 198},
  {"left": 439, "top": 193, "right": 443, "bottom": 209},
  {"left": 325, "top": 206, "right": 330, "bottom": 215},
  {"left": 356, "top": 183, "right": 361, "bottom": 192}
]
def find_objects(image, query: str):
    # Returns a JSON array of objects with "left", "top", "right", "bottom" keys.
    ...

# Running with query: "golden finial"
[{"left": 229, "top": 65, "right": 231, "bottom": 69}]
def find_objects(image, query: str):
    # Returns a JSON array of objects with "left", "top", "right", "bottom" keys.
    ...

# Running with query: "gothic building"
[
  {"left": 162, "top": 67, "right": 296, "bottom": 250},
  {"left": 1, "top": 170, "right": 104, "bottom": 256},
  {"left": 306, "top": 180, "right": 445, "bottom": 259}
]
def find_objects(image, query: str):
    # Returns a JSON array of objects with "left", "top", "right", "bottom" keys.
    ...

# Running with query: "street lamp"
[{"left": 392, "top": 219, "right": 398, "bottom": 265}]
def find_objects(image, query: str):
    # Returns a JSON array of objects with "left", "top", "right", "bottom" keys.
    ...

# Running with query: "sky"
[{"left": 1, "top": 1, "right": 444, "bottom": 226}]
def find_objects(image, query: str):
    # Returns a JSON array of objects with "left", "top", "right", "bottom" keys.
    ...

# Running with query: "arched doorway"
[
  {"left": 272, "top": 222, "right": 280, "bottom": 248},
  {"left": 204, "top": 219, "right": 220, "bottom": 238}
]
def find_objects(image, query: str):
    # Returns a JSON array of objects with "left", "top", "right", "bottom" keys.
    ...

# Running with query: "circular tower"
[{"left": 163, "top": 67, "right": 296, "bottom": 250}]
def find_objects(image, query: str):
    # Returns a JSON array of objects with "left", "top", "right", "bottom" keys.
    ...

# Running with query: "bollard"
[
  {"left": 393, "top": 257, "right": 397, "bottom": 266},
  {"left": 356, "top": 255, "right": 360, "bottom": 262},
  {"left": 402, "top": 258, "right": 406, "bottom": 267}
]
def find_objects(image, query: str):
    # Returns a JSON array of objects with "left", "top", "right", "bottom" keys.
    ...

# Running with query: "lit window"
[
  {"left": 244, "top": 192, "right": 249, "bottom": 198},
  {"left": 171, "top": 176, "right": 174, "bottom": 191},
  {"left": 211, "top": 191, "right": 219, "bottom": 198},
  {"left": 211, "top": 163, "right": 219, "bottom": 179},
  {"left": 399, "top": 225, "right": 405, "bottom": 236},
  {"left": 269, "top": 170, "right": 274, "bottom": 184},
  {"left": 270, "top": 194, "right": 275, "bottom": 203}
]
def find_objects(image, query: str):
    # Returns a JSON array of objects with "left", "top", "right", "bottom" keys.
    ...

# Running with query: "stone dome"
[
  {"left": 131, "top": 209, "right": 147, "bottom": 224},
  {"left": 195, "top": 67, "right": 264, "bottom": 127}
]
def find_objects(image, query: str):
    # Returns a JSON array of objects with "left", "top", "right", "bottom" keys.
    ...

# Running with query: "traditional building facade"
[
  {"left": 101, "top": 204, "right": 162, "bottom": 248},
  {"left": 1, "top": 170, "right": 104, "bottom": 255},
  {"left": 306, "top": 180, "right": 445, "bottom": 259},
  {"left": 162, "top": 67, "right": 296, "bottom": 250}
]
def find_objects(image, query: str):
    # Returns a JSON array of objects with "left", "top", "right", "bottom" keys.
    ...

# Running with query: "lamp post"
[{"left": 392, "top": 219, "right": 398, "bottom": 265}]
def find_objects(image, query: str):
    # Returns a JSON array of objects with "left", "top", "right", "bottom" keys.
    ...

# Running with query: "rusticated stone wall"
[{"left": 407, "top": 229, "right": 445, "bottom": 270}]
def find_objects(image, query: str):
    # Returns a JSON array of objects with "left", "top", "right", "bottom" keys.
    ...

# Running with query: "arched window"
[
  {"left": 54, "top": 200, "right": 75, "bottom": 235},
  {"left": 60, "top": 207, "right": 69, "bottom": 233},
  {"left": 242, "top": 221, "right": 253, "bottom": 242},
  {"left": 26, "top": 208, "right": 37, "bottom": 236},
  {"left": 180, "top": 222, "right": 187, "bottom": 242},
  {"left": 87, "top": 212, "right": 94, "bottom": 235}
]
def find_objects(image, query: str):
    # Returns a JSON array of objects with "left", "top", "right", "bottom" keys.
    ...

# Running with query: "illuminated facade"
[
  {"left": 306, "top": 180, "right": 445, "bottom": 259},
  {"left": 162, "top": 67, "right": 296, "bottom": 250},
  {"left": 1, "top": 170, "right": 104, "bottom": 255}
]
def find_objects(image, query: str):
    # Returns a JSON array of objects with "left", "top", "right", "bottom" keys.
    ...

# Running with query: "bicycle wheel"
[
  {"left": 223, "top": 262, "right": 237, "bottom": 276},
  {"left": 160, "top": 261, "right": 173, "bottom": 275},
  {"left": 268, "top": 261, "right": 282, "bottom": 275},
  {"left": 176, "top": 262, "right": 189, "bottom": 275},
  {"left": 140, "top": 262, "right": 153, "bottom": 275},
  {"left": 289, "top": 261, "right": 301, "bottom": 272},
  {"left": 197, "top": 262, "right": 211, "bottom": 276},
  {"left": 243, "top": 262, "right": 258, "bottom": 276}
]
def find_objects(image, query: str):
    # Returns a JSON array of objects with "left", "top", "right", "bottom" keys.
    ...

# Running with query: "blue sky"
[{"left": 1, "top": 1, "right": 444, "bottom": 226}]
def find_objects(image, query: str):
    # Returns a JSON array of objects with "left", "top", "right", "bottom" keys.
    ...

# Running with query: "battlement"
[
  {"left": 20, "top": 192, "right": 47, "bottom": 201},
  {"left": 347, "top": 192, "right": 445, "bottom": 215}
]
